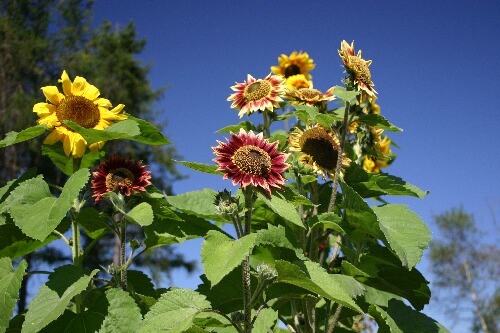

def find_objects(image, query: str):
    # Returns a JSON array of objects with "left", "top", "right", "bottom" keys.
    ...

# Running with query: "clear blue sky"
[{"left": 92, "top": 1, "right": 500, "bottom": 331}]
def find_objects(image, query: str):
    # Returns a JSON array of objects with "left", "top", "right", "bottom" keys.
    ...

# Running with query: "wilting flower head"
[
  {"left": 271, "top": 51, "right": 316, "bottom": 80},
  {"left": 212, "top": 129, "right": 290, "bottom": 195},
  {"left": 284, "top": 74, "right": 312, "bottom": 90},
  {"left": 285, "top": 86, "right": 336, "bottom": 108},
  {"left": 228, "top": 74, "right": 285, "bottom": 118},
  {"left": 363, "top": 135, "right": 393, "bottom": 173},
  {"left": 91, "top": 154, "right": 152, "bottom": 203},
  {"left": 33, "top": 70, "right": 127, "bottom": 158},
  {"left": 338, "top": 40, "right": 377, "bottom": 97},
  {"left": 289, "top": 124, "right": 350, "bottom": 179}
]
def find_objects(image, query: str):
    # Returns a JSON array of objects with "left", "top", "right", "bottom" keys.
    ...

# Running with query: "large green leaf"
[
  {"left": 127, "top": 116, "right": 172, "bottom": 145},
  {"left": 274, "top": 260, "right": 363, "bottom": 313},
  {"left": 9, "top": 168, "right": 89, "bottom": 241},
  {"left": 201, "top": 230, "right": 257, "bottom": 286},
  {"left": 0, "top": 125, "right": 46, "bottom": 148},
  {"left": 126, "top": 202, "right": 154, "bottom": 226},
  {"left": 373, "top": 205, "right": 431, "bottom": 269},
  {"left": 166, "top": 188, "right": 227, "bottom": 222},
  {"left": 357, "top": 114, "right": 402, "bottom": 132},
  {"left": 255, "top": 224, "right": 300, "bottom": 250},
  {"left": 216, "top": 121, "right": 257, "bottom": 133},
  {"left": 76, "top": 207, "right": 111, "bottom": 239},
  {"left": 175, "top": 161, "right": 223, "bottom": 175},
  {"left": 98, "top": 288, "right": 142, "bottom": 333},
  {"left": 344, "top": 163, "right": 428, "bottom": 198},
  {"left": 369, "top": 299, "right": 450, "bottom": 333},
  {"left": 66, "top": 119, "right": 141, "bottom": 145},
  {"left": 41, "top": 144, "right": 104, "bottom": 175},
  {"left": 257, "top": 193, "right": 305, "bottom": 229},
  {"left": 332, "top": 86, "right": 358, "bottom": 103},
  {"left": 139, "top": 288, "right": 211, "bottom": 333},
  {"left": 22, "top": 266, "right": 98, "bottom": 333},
  {"left": 0, "top": 258, "right": 27, "bottom": 333}
]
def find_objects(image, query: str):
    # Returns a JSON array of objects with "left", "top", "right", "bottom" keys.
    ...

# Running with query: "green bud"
[{"left": 214, "top": 189, "right": 241, "bottom": 217}]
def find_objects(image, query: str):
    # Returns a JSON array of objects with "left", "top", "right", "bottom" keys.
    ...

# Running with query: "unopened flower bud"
[
  {"left": 256, "top": 263, "right": 278, "bottom": 281},
  {"left": 214, "top": 189, "right": 241, "bottom": 217}
]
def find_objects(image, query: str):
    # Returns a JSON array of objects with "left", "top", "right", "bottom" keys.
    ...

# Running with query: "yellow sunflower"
[
  {"left": 363, "top": 135, "right": 392, "bottom": 173},
  {"left": 289, "top": 124, "right": 350, "bottom": 179},
  {"left": 338, "top": 40, "right": 377, "bottom": 97},
  {"left": 284, "top": 74, "right": 312, "bottom": 90},
  {"left": 33, "top": 70, "right": 127, "bottom": 158},
  {"left": 271, "top": 51, "right": 316, "bottom": 80}
]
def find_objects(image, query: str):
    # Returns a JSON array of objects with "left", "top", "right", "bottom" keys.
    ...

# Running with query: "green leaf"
[
  {"left": 127, "top": 116, "right": 172, "bottom": 145},
  {"left": 201, "top": 230, "right": 257, "bottom": 286},
  {"left": 274, "top": 260, "right": 363, "bottom": 313},
  {"left": 139, "top": 288, "right": 210, "bottom": 333},
  {"left": 9, "top": 168, "right": 90, "bottom": 241},
  {"left": 274, "top": 186, "right": 312, "bottom": 207},
  {"left": 0, "top": 125, "right": 46, "bottom": 148},
  {"left": 294, "top": 104, "right": 319, "bottom": 123},
  {"left": 333, "top": 86, "right": 358, "bottom": 103},
  {"left": 255, "top": 224, "right": 300, "bottom": 251},
  {"left": 257, "top": 193, "right": 305, "bottom": 229},
  {"left": 253, "top": 308, "right": 278, "bottom": 332},
  {"left": 41, "top": 144, "right": 103, "bottom": 175},
  {"left": 126, "top": 202, "right": 154, "bottom": 226},
  {"left": 309, "top": 212, "right": 345, "bottom": 235},
  {"left": 216, "top": 121, "right": 257, "bottom": 133},
  {"left": 369, "top": 299, "right": 450, "bottom": 333},
  {"left": 98, "top": 288, "right": 142, "bottom": 333},
  {"left": 66, "top": 119, "right": 141, "bottom": 145},
  {"left": 175, "top": 161, "right": 223, "bottom": 175},
  {"left": 166, "top": 188, "right": 227, "bottom": 222},
  {"left": 344, "top": 163, "right": 428, "bottom": 198},
  {"left": 22, "top": 266, "right": 98, "bottom": 333},
  {"left": 373, "top": 204, "right": 431, "bottom": 269},
  {"left": 76, "top": 207, "right": 111, "bottom": 239},
  {"left": 315, "top": 113, "right": 342, "bottom": 128},
  {"left": 0, "top": 258, "right": 28, "bottom": 333},
  {"left": 357, "top": 114, "right": 402, "bottom": 132}
]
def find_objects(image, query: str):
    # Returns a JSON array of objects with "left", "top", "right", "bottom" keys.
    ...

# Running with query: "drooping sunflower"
[
  {"left": 363, "top": 135, "right": 393, "bottom": 173},
  {"left": 284, "top": 74, "right": 312, "bottom": 90},
  {"left": 285, "top": 86, "right": 336, "bottom": 107},
  {"left": 212, "top": 129, "right": 290, "bottom": 195},
  {"left": 338, "top": 40, "right": 377, "bottom": 97},
  {"left": 271, "top": 51, "right": 316, "bottom": 80},
  {"left": 33, "top": 70, "right": 127, "bottom": 158},
  {"left": 91, "top": 154, "right": 152, "bottom": 203},
  {"left": 227, "top": 74, "right": 285, "bottom": 118},
  {"left": 289, "top": 124, "right": 350, "bottom": 179}
]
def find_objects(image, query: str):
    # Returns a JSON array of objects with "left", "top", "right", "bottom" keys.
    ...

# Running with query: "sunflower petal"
[
  {"left": 59, "top": 70, "right": 73, "bottom": 96},
  {"left": 41, "top": 86, "right": 63, "bottom": 105}
]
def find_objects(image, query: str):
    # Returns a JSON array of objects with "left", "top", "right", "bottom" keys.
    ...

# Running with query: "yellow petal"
[
  {"left": 73, "top": 137, "right": 87, "bottom": 158},
  {"left": 59, "top": 70, "right": 73, "bottom": 96},
  {"left": 109, "top": 104, "right": 125, "bottom": 114},
  {"left": 43, "top": 129, "right": 62, "bottom": 145},
  {"left": 89, "top": 141, "right": 105, "bottom": 152},
  {"left": 33, "top": 102, "right": 56, "bottom": 116},
  {"left": 94, "top": 98, "right": 112, "bottom": 108},
  {"left": 41, "top": 86, "right": 63, "bottom": 105},
  {"left": 37, "top": 114, "right": 60, "bottom": 128},
  {"left": 71, "top": 76, "right": 89, "bottom": 96},
  {"left": 63, "top": 132, "right": 73, "bottom": 157},
  {"left": 82, "top": 84, "right": 100, "bottom": 101},
  {"left": 99, "top": 108, "right": 128, "bottom": 121}
]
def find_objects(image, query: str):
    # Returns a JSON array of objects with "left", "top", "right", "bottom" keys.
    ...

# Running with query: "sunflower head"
[
  {"left": 91, "top": 154, "right": 152, "bottom": 203},
  {"left": 212, "top": 129, "right": 290, "bottom": 195},
  {"left": 284, "top": 74, "right": 313, "bottom": 90},
  {"left": 289, "top": 124, "right": 350, "bottom": 179},
  {"left": 271, "top": 51, "right": 316, "bottom": 80},
  {"left": 285, "top": 86, "right": 336, "bottom": 111},
  {"left": 227, "top": 74, "right": 285, "bottom": 118},
  {"left": 33, "top": 70, "right": 127, "bottom": 158},
  {"left": 338, "top": 40, "right": 377, "bottom": 97}
]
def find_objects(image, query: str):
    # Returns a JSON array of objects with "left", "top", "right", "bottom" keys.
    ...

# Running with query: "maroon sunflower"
[
  {"left": 212, "top": 129, "right": 290, "bottom": 195},
  {"left": 91, "top": 154, "right": 152, "bottom": 203}
]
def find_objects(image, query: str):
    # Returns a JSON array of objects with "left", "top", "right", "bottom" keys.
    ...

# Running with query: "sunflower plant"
[{"left": 0, "top": 43, "right": 449, "bottom": 333}]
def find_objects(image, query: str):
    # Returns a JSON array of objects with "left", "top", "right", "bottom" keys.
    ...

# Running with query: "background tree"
[
  {"left": 0, "top": 0, "right": 194, "bottom": 313},
  {"left": 429, "top": 206, "right": 499, "bottom": 333}
]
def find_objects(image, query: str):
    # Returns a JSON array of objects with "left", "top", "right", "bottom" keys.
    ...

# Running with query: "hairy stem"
[{"left": 242, "top": 187, "right": 255, "bottom": 332}]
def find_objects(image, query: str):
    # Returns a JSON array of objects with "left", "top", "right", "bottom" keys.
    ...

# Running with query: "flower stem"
[
  {"left": 263, "top": 109, "right": 271, "bottom": 138},
  {"left": 242, "top": 187, "right": 255, "bottom": 332}
]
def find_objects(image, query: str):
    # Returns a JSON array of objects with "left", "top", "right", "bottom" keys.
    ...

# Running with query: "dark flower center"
[
  {"left": 56, "top": 95, "right": 100, "bottom": 129},
  {"left": 244, "top": 80, "right": 272, "bottom": 102},
  {"left": 347, "top": 56, "right": 372, "bottom": 84},
  {"left": 105, "top": 167, "right": 135, "bottom": 189},
  {"left": 299, "top": 127, "right": 339, "bottom": 170},
  {"left": 284, "top": 64, "right": 301, "bottom": 78},
  {"left": 232, "top": 145, "right": 272, "bottom": 177}
]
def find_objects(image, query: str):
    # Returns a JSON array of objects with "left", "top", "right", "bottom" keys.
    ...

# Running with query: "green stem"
[
  {"left": 120, "top": 221, "right": 127, "bottom": 290},
  {"left": 242, "top": 187, "right": 255, "bottom": 333},
  {"left": 263, "top": 109, "right": 271, "bottom": 138}
]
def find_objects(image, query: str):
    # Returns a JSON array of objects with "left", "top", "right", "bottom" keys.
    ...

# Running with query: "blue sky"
[{"left": 92, "top": 1, "right": 500, "bottom": 331}]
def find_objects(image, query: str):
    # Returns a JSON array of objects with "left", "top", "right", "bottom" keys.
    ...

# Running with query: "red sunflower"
[
  {"left": 91, "top": 154, "right": 152, "bottom": 203},
  {"left": 212, "top": 129, "right": 290, "bottom": 195}
]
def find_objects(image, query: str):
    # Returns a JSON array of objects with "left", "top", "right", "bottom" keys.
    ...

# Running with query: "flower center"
[
  {"left": 298, "top": 88, "right": 322, "bottom": 100},
  {"left": 244, "top": 80, "right": 272, "bottom": 102},
  {"left": 347, "top": 56, "right": 372, "bottom": 83},
  {"left": 284, "top": 64, "right": 301, "bottom": 78},
  {"left": 105, "top": 167, "right": 135, "bottom": 190},
  {"left": 56, "top": 95, "right": 100, "bottom": 129},
  {"left": 299, "top": 127, "right": 339, "bottom": 170},
  {"left": 232, "top": 145, "right": 272, "bottom": 177}
]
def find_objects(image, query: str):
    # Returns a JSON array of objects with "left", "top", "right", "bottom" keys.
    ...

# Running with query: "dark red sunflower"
[
  {"left": 91, "top": 154, "right": 152, "bottom": 203},
  {"left": 212, "top": 129, "right": 290, "bottom": 195}
]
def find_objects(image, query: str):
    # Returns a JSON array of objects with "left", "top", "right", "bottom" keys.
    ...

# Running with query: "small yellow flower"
[
  {"left": 285, "top": 74, "right": 312, "bottom": 90},
  {"left": 363, "top": 135, "right": 392, "bottom": 173},
  {"left": 338, "top": 40, "right": 377, "bottom": 97},
  {"left": 271, "top": 51, "right": 315, "bottom": 80},
  {"left": 33, "top": 70, "right": 127, "bottom": 158}
]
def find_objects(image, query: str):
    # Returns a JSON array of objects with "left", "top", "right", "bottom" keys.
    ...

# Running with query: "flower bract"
[
  {"left": 212, "top": 129, "right": 290, "bottom": 195},
  {"left": 91, "top": 154, "right": 152, "bottom": 203},
  {"left": 289, "top": 124, "right": 350, "bottom": 179},
  {"left": 33, "top": 70, "right": 127, "bottom": 158},
  {"left": 338, "top": 40, "right": 377, "bottom": 97},
  {"left": 227, "top": 74, "right": 285, "bottom": 118}
]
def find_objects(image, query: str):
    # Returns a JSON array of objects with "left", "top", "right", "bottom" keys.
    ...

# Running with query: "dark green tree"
[{"left": 429, "top": 207, "right": 499, "bottom": 333}]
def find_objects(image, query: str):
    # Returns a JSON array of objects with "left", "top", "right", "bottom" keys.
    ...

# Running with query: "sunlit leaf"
[
  {"left": 216, "top": 121, "right": 257, "bottom": 133},
  {"left": 257, "top": 193, "right": 305, "bottom": 229},
  {"left": 0, "top": 258, "right": 27, "bottom": 333},
  {"left": 357, "top": 114, "right": 402, "bottom": 132},
  {"left": 0, "top": 125, "right": 46, "bottom": 148},
  {"left": 97, "top": 288, "right": 142, "bottom": 333},
  {"left": 166, "top": 188, "right": 227, "bottom": 222},
  {"left": 175, "top": 161, "right": 223, "bottom": 175},
  {"left": 126, "top": 202, "right": 154, "bottom": 226}
]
